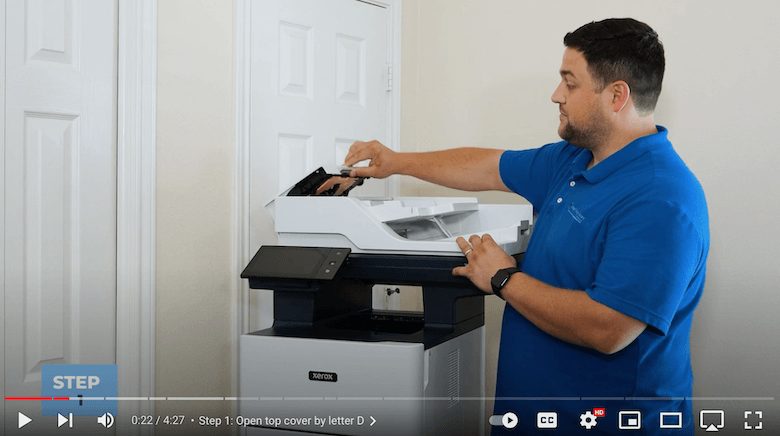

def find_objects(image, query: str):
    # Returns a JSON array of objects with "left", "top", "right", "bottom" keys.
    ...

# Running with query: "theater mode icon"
[{"left": 660, "top": 412, "right": 683, "bottom": 429}]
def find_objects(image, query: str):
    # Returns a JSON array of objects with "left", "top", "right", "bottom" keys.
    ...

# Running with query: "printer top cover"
[{"left": 267, "top": 167, "right": 533, "bottom": 256}]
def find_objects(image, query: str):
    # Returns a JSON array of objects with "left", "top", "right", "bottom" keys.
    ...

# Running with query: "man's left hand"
[{"left": 453, "top": 234, "right": 516, "bottom": 294}]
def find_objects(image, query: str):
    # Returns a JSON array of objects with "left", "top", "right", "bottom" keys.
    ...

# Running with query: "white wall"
[
  {"left": 156, "top": 0, "right": 235, "bottom": 429},
  {"left": 401, "top": 0, "right": 780, "bottom": 432}
]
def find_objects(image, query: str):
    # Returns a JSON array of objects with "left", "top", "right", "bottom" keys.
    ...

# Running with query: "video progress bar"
[
  {"left": 4, "top": 397, "right": 257, "bottom": 401},
  {"left": 6, "top": 396, "right": 776, "bottom": 401}
]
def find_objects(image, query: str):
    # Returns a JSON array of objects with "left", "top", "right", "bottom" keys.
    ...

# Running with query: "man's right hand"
[{"left": 343, "top": 140, "right": 400, "bottom": 179}]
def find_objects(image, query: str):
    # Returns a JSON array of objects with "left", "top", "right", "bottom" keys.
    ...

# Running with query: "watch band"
[{"left": 493, "top": 283, "right": 506, "bottom": 300}]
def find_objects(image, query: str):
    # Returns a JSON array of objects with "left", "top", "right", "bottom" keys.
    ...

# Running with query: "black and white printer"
[{"left": 240, "top": 168, "right": 533, "bottom": 436}]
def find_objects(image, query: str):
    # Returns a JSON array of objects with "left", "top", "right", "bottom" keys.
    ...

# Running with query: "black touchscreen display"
[{"left": 253, "top": 246, "right": 328, "bottom": 279}]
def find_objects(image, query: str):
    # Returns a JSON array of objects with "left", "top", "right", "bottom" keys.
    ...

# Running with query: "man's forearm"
[
  {"left": 395, "top": 148, "right": 509, "bottom": 192},
  {"left": 502, "top": 273, "right": 647, "bottom": 355}
]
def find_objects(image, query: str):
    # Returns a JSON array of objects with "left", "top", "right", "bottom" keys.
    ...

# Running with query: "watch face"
[{"left": 492, "top": 269, "right": 510, "bottom": 291}]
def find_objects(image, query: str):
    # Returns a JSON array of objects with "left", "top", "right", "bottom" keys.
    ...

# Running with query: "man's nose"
[{"left": 551, "top": 82, "right": 565, "bottom": 104}]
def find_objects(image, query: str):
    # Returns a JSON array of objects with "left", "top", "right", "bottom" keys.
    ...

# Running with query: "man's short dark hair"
[{"left": 564, "top": 18, "right": 665, "bottom": 115}]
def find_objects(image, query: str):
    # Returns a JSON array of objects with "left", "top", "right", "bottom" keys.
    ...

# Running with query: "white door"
[
  {"left": 249, "top": 0, "right": 391, "bottom": 329},
  {"left": 2, "top": 0, "right": 117, "bottom": 432}
]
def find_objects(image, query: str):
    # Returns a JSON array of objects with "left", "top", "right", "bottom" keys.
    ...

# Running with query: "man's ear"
[{"left": 611, "top": 81, "right": 631, "bottom": 113}]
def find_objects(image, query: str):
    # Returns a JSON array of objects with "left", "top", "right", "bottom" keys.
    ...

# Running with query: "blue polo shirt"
[{"left": 493, "top": 127, "right": 709, "bottom": 435}]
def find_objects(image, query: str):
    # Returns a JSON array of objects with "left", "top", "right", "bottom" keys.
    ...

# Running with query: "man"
[{"left": 343, "top": 18, "right": 708, "bottom": 435}]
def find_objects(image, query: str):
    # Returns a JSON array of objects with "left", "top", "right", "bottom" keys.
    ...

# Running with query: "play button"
[
  {"left": 18, "top": 412, "right": 33, "bottom": 429},
  {"left": 501, "top": 412, "right": 518, "bottom": 429}
]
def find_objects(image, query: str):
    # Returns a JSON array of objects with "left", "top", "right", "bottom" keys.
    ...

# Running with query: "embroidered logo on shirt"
[{"left": 568, "top": 203, "right": 585, "bottom": 223}]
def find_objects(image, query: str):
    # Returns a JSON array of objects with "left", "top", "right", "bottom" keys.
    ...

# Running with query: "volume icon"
[{"left": 98, "top": 412, "right": 115, "bottom": 428}]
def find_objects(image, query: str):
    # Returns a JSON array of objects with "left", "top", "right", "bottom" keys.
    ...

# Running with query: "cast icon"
[{"left": 700, "top": 410, "right": 724, "bottom": 432}]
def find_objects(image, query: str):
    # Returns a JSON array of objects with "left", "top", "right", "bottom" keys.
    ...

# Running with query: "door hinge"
[{"left": 386, "top": 63, "right": 393, "bottom": 91}]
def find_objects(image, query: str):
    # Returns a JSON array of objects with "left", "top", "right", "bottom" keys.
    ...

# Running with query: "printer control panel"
[
  {"left": 314, "top": 248, "right": 350, "bottom": 280},
  {"left": 241, "top": 246, "right": 351, "bottom": 281}
]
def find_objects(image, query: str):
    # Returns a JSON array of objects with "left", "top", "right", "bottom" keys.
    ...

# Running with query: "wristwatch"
[{"left": 491, "top": 267, "right": 520, "bottom": 300}]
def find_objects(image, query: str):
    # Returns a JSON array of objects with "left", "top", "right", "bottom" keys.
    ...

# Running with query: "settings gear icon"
[{"left": 580, "top": 411, "right": 598, "bottom": 430}]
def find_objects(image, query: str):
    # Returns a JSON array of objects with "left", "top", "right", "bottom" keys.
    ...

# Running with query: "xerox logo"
[{"left": 309, "top": 371, "right": 338, "bottom": 382}]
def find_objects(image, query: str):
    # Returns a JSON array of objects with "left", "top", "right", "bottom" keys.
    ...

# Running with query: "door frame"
[
  {"left": 0, "top": 0, "right": 6, "bottom": 420},
  {"left": 116, "top": 0, "right": 157, "bottom": 432},
  {"left": 232, "top": 0, "right": 403, "bottom": 402}
]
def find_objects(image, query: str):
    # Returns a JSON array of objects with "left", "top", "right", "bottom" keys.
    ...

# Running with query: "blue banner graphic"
[{"left": 41, "top": 364, "right": 118, "bottom": 416}]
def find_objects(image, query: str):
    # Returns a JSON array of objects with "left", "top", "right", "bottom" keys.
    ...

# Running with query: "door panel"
[
  {"left": 250, "top": 0, "right": 390, "bottom": 330},
  {"left": 3, "top": 0, "right": 117, "bottom": 431}
]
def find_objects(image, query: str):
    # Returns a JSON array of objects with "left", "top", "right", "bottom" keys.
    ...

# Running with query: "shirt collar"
[{"left": 571, "top": 125, "right": 671, "bottom": 184}]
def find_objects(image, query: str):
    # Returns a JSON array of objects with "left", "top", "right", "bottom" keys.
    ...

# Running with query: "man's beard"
[{"left": 559, "top": 105, "right": 611, "bottom": 153}]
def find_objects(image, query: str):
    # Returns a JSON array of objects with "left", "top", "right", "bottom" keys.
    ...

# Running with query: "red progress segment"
[{"left": 5, "top": 397, "right": 70, "bottom": 400}]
